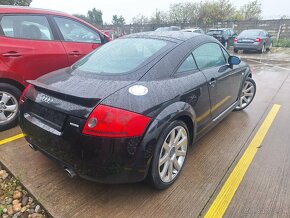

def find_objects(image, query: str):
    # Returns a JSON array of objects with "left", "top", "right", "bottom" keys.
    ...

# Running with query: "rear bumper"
[
  {"left": 19, "top": 108, "right": 149, "bottom": 184},
  {"left": 234, "top": 42, "right": 262, "bottom": 51}
]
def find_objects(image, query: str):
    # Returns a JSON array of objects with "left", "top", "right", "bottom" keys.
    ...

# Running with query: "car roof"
[
  {"left": 124, "top": 31, "right": 205, "bottom": 42},
  {"left": 0, "top": 6, "right": 72, "bottom": 17},
  {"left": 241, "top": 29, "right": 265, "bottom": 31}
]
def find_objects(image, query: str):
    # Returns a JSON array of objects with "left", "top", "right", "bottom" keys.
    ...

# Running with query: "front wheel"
[
  {"left": 0, "top": 83, "right": 21, "bottom": 131},
  {"left": 234, "top": 78, "right": 256, "bottom": 111},
  {"left": 147, "top": 120, "right": 189, "bottom": 189}
]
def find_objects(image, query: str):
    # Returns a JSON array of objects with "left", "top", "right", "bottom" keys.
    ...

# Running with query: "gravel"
[{"left": 0, "top": 164, "right": 50, "bottom": 218}]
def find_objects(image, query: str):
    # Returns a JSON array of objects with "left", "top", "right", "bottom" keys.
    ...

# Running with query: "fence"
[{"left": 101, "top": 19, "right": 290, "bottom": 40}]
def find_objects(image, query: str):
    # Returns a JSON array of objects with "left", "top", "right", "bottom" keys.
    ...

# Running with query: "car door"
[
  {"left": 52, "top": 16, "right": 103, "bottom": 65},
  {"left": 0, "top": 14, "right": 68, "bottom": 83},
  {"left": 192, "top": 42, "right": 243, "bottom": 120},
  {"left": 175, "top": 54, "right": 212, "bottom": 132}
]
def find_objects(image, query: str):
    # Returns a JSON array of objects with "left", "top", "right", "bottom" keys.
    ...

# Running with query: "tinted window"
[
  {"left": 73, "top": 38, "right": 171, "bottom": 74},
  {"left": 193, "top": 43, "right": 227, "bottom": 70},
  {"left": 239, "top": 30, "right": 263, "bottom": 37},
  {"left": 54, "top": 17, "right": 101, "bottom": 43},
  {"left": 207, "top": 30, "right": 223, "bottom": 35},
  {"left": 0, "top": 15, "right": 53, "bottom": 40},
  {"left": 176, "top": 55, "right": 197, "bottom": 73}
]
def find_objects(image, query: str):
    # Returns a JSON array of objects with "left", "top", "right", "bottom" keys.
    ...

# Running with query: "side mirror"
[{"left": 228, "top": 56, "right": 241, "bottom": 65}]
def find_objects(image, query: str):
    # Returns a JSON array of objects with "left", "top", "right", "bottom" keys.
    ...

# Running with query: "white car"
[{"left": 181, "top": 28, "right": 205, "bottom": 34}]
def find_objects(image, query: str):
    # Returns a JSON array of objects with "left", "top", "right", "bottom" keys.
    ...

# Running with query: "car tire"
[
  {"left": 0, "top": 83, "right": 22, "bottom": 131},
  {"left": 234, "top": 48, "right": 239, "bottom": 53},
  {"left": 234, "top": 78, "right": 256, "bottom": 111},
  {"left": 147, "top": 120, "right": 189, "bottom": 190},
  {"left": 259, "top": 44, "right": 265, "bottom": 54}
]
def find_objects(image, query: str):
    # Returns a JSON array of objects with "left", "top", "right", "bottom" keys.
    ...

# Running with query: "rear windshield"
[
  {"left": 207, "top": 30, "right": 223, "bottom": 35},
  {"left": 239, "top": 30, "right": 262, "bottom": 37},
  {"left": 73, "top": 38, "right": 172, "bottom": 75}
]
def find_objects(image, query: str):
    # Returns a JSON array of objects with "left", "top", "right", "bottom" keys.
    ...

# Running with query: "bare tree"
[
  {"left": 240, "top": 0, "right": 262, "bottom": 20},
  {"left": 0, "top": 0, "right": 32, "bottom": 6},
  {"left": 131, "top": 14, "right": 149, "bottom": 25}
]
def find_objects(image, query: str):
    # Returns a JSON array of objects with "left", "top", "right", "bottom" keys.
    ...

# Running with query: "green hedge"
[{"left": 273, "top": 39, "right": 290, "bottom": 47}]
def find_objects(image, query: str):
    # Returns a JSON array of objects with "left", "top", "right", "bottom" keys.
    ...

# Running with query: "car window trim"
[
  {"left": 0, "top": 13, "right": 56, "bottom": 42},
  {"left": 173, "top": 53, "right": 199, "bottom": 76},
  {"left": 0, "top": 15, "right": 4, "bottom": 36},
  {"left": 220, "top": 46, "right": 230, "bottom": 64},
  {"left": 51, "top": 15, "right": 103, "bottom": 44}
]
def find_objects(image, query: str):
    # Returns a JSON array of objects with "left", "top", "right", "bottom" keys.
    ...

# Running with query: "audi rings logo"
[{"left": 40, "top": 94, "right": 54, "bottom": 104}]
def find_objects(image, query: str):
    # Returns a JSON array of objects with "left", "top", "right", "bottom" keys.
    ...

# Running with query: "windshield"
[
  {"left": 207, "top": 30, "right": 223, "bottom": 35},
  {"left": 73, "top": 38, "right": 171, "bottom": 75},
  {"left": 239, "top": 30, "right": 262, "bottom": 37}
]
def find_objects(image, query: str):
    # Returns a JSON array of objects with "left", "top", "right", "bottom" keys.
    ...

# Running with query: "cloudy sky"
[{"left": 31, "top": 0, "right": 290, "bottom": 23}]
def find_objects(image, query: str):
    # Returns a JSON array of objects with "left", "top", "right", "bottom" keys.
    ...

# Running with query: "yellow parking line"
[
  {"left": 0, "top": 133, "right": 25, "bottom": 146},
  {"left": 204, "top": 104, "right": 281, "bottom": 218}
]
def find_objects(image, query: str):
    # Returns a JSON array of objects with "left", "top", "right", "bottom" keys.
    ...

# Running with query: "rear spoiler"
[{"left": 27, "top": 80, "right": 100, "bottom": 108}]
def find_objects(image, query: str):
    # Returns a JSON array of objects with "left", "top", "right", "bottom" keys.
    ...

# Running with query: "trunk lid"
[{"left": 24, "top": 68, "right": 135, "bottom": 131}]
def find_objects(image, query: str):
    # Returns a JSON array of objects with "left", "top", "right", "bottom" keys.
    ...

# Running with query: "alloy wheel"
[
  {"left": 0, "top": 91, "right": 18, "bottom": 124},
  {"left": 236, "top": 80, "right": 255, "bottom": 110},
  {"left": 158, "top": 126, "right": 188, "bottom": 183}
]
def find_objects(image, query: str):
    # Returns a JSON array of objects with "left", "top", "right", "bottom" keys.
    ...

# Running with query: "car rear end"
[
  {"left": 19, "top": 82, "right": 152, "bottom": 183},
  {"left": 234, "top": 30, "right": 264, "bottom": 51},
  {"left": 207, "top": 29, "right": 225, "bottom": 44}
]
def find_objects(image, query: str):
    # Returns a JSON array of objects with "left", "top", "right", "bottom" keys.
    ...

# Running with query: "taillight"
[
  {"left": 234, "top": 37, "right": 238, "bottom": 42},
  {"left": 255, "top": 38, "right": 262, "bottom": 42},
  {"left": 19, "top": 84, "right": 34, "bottom": 104},
  {"left": 82, "top": 105, "right": 151, "bottom": 138}
]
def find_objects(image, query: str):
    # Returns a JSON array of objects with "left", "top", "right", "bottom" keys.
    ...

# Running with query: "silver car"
[{"left": 234, "top": 29, "right": 273, "bottom": 53}]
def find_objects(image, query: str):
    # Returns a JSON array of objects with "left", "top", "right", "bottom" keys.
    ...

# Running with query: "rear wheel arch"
[
  {"left": 142, "top": 102, "right": 197, "bottom": 166},
  {"left": 175, "top": 114, "right": 195, "bottom": 146}
]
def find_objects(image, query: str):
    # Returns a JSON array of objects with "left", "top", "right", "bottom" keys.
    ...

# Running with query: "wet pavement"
[{"left": 0, "top": 52, "right": 290, "bottom": 218}]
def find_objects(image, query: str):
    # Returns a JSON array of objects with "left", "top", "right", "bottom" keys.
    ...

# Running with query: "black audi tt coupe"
[{"left": 19, "top": 31, "right": 256, "bottom": 189}]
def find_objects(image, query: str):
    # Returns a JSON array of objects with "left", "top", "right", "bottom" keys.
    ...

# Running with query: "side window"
[
  {"left": 54, "top": 17, "right": 101, "bottom": 43},
  {"left": 192, "top": 43, "right": 227, "bottom": 70},
  {"left": 0, "top": 15, "right": 53, "bottom": 40},
  {"left": 176, "top": 54, "right": 198, "bottom": 73}
]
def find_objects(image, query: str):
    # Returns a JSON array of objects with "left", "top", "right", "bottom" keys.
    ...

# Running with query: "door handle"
[
  {"left": 209, "top": 78, "right": 217, "bottom": 87},
  {"left": 2, "top": 51, "right": 22, "bottom": 57},
  {"left": 68, "top": 51, "right": 81, "bottom": 56}
]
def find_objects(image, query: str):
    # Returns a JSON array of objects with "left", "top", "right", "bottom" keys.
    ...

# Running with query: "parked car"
[
  {"left": 0, "top": 6, "right": 110, "bottom": 130},
  {"left": 155, "top": 26, "right": 181, "bottom": 31},
  {"left": 234, "top": 29, "right": 273, "bottom": 53},
  {"left": 207, "top": 28, "right": 237, "bottom": 48},
  {"left": 181, "top": 28, "right": 205, "bottom": 34},
  {"left": 19, "top": 32, "right": 256, "bottom": 189}
]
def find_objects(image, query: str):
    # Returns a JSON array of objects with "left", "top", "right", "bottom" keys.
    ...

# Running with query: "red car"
[{"left": 0, "top": 6, "right": 110, "bottom": 130}]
